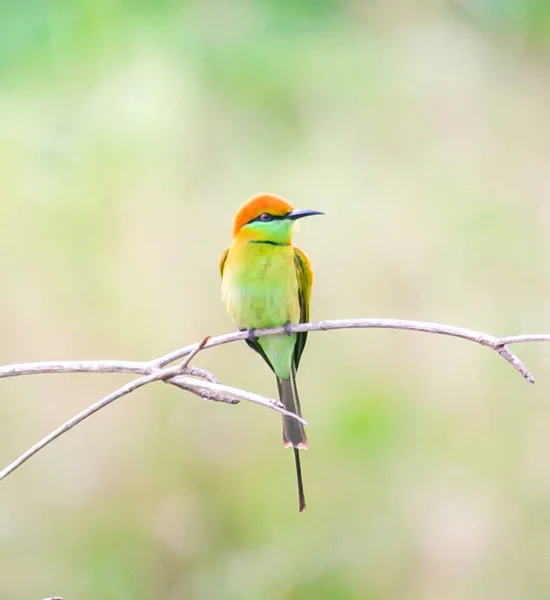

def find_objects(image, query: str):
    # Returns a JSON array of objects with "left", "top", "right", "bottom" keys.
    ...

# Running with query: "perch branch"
[
  {"left": 0, "top": 319, "right": 544, "bottom": 383},
  {"left": 152, "top": 319, "right": 544, "bottom": 383},
  {"left": 1, "top": 317, "right": 548, "bottom": 484}
]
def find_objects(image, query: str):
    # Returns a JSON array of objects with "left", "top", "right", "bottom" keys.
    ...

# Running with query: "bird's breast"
[{"left": 222, "top": 242, "right": 300, "bottom": 330}]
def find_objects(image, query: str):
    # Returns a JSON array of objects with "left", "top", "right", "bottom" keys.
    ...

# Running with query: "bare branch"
[
  {"left": 0, "top": 359, "right": 219, "bottom": 383},
  {"left": 1, "top": 317, "right": 548, "bottom": 483},
  {"left": 0, "top": 337, "right": 305, "bottom": 483},
  {"left": 0, "top": 359, "right": 149, "bottom": 378},
  {"left": 153, "top": 319, "right": 540, "bottom": 383},
  {"left": 1, "top": 319, "right": 543, "bottom": 383}
]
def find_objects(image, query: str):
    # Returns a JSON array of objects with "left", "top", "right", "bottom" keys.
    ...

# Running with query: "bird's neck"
[
  {"left": 250, "top": 240, "right": 287, "bottom": 247},
  {"left": 234, "top": 230, "right": 293, "bottom": 247}
]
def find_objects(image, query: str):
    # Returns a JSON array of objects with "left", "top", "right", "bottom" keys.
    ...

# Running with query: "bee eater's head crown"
[{"left": 232, "top": 193, "right": 294, "bottom": 237}]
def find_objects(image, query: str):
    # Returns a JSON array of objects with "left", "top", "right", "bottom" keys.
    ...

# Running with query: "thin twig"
[
  {"left": 499, "top": 334, "right": 550, "bottom": 345},
  {"left": 181, "top": 365, "right": 219, "bottom": 383}
]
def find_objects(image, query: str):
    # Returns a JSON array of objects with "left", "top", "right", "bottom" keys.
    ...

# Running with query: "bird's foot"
[
  {"left": 245, "top": 328, "right": 258, "bottom": 342},
  {"left": 283, "top": 321, "right": 294, "bottom": 337}
]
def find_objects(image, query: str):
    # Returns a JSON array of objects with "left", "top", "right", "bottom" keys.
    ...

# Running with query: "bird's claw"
[{"left": 283, "top": 322, "right": 294, "bottom": 337}]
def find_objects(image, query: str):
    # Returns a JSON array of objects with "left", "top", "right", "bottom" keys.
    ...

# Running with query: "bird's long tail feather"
[{"left": 277, "top": 366, "right": 307, "bottom": 512}]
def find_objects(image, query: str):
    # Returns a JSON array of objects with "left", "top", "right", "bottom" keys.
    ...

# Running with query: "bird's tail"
[
  {"left": 277, "top": 365, "right": 307, "bottom": 512},
  {"left": 277, "top": 368, "right": 308, "bottom": 449}
]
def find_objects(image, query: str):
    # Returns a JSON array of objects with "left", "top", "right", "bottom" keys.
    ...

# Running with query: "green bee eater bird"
[{"left": 219, "top": 193, "right": 323, "bottom": 512}]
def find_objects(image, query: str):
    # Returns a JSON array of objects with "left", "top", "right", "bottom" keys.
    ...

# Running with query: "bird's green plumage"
[
  {"left": 221, "top": 240, "right": 309, "bottom": 379},
  {"left": 220, "top": 195, "right": 320, "bottom": 512}
]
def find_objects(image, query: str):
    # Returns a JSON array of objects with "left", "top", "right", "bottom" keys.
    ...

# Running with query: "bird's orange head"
[{"left": 232, "top": 193, "right": 323, "bottom": 244}]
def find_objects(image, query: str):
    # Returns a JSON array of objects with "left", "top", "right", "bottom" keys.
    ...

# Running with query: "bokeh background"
[{"left": 2, "top": 1, "right": 550, "bottom": 598}]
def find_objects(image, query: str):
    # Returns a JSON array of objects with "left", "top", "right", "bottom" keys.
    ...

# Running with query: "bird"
[{"left": 219, "top": 193, "right": 323, "bottom": 512}]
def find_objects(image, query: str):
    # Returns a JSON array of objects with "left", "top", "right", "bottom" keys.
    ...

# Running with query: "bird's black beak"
[{"left": 286, "top": 209, "right": 325, "bottom": 221}]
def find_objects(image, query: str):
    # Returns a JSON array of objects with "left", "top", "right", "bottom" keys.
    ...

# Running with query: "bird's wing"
[
  {"left": 293, "top": 246, "right": 314, "bottom": 369},
  {"left": 219, "top": 247, "right": 229, "bottom": 277}
]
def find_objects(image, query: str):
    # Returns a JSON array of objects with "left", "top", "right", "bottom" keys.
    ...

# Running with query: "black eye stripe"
[{"left": 247, "top": 212, "right": 287, "bottom": 224}]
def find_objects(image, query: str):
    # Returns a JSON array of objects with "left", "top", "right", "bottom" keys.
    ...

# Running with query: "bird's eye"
[{"left": 258, "top": 213, "right": 272, "bottom": 222}]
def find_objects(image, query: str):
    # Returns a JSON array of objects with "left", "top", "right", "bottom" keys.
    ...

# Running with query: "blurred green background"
[{"left": 2, "top": 1, "right": 550, "bottom": 598}]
